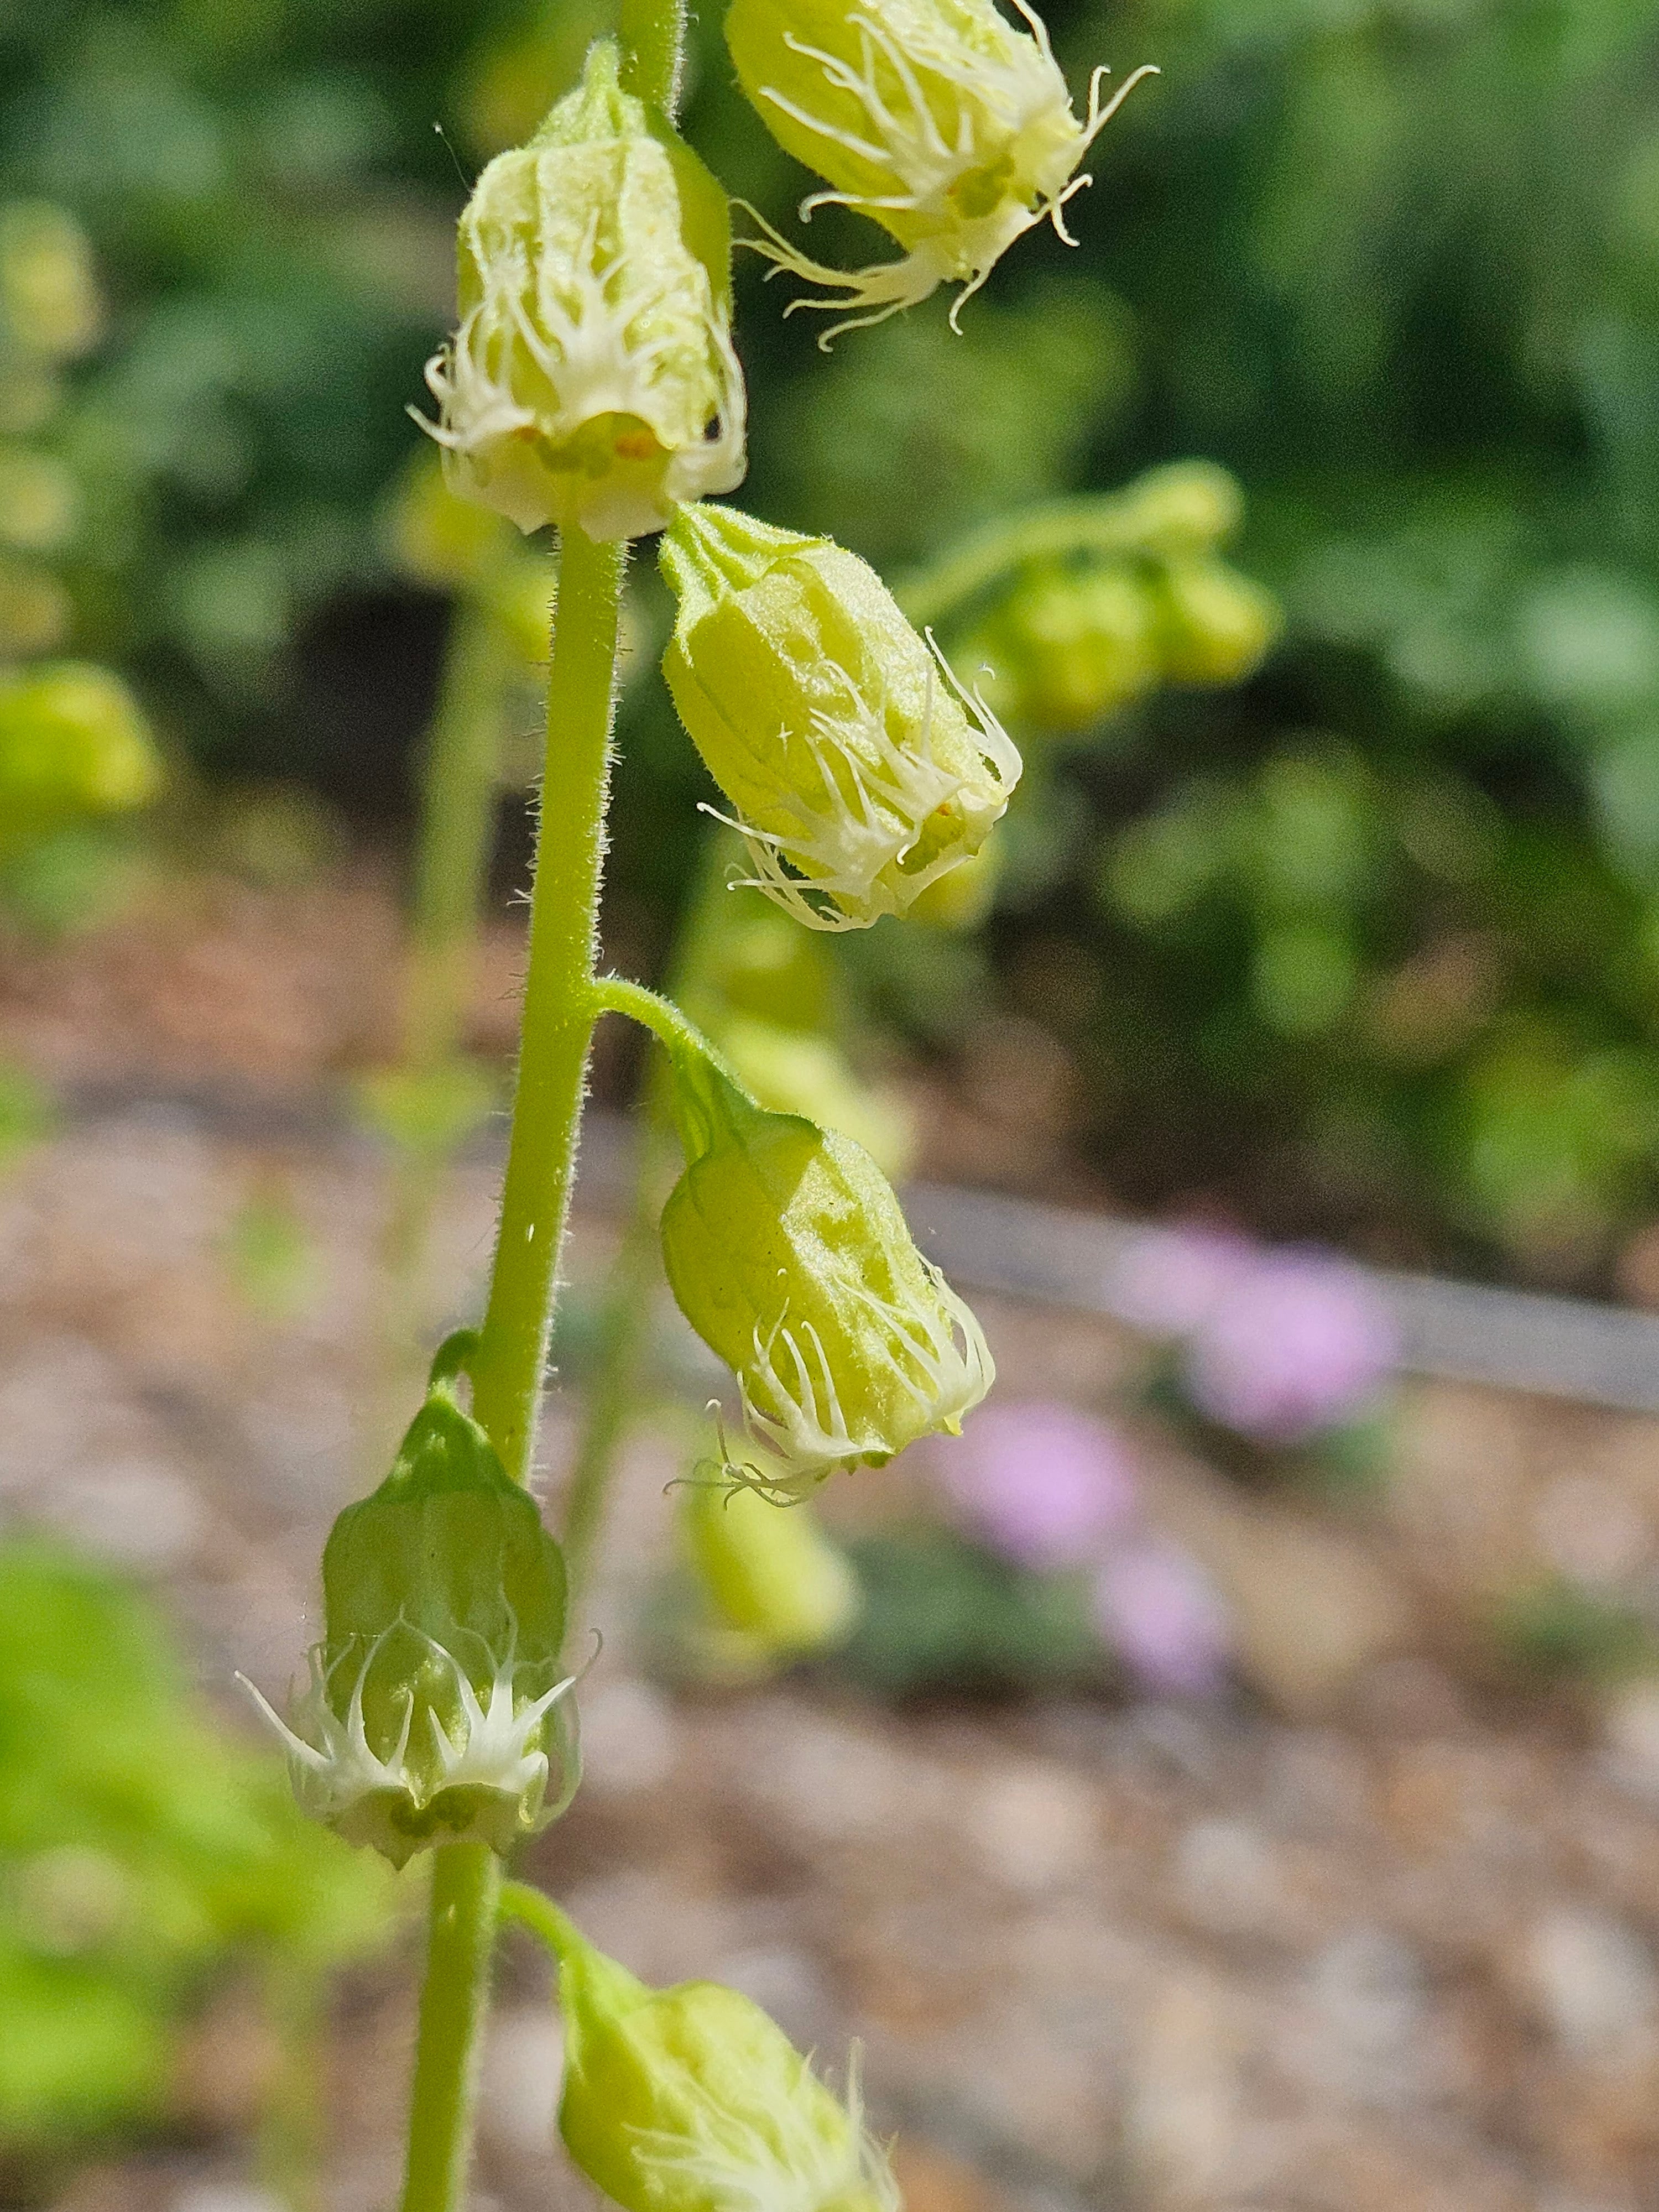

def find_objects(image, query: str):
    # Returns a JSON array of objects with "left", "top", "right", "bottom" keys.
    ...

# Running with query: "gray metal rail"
[{"left": 53, "top": 1083, "right": 1659, "bottom": 1418}]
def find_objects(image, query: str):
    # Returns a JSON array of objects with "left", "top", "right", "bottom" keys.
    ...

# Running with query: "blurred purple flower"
[
  {"left": 930, "top": 1400, "right": 1139, "bottom": 1570},
  {"left": 1183, "top": 1246, "right": 1399, "bottom": 1443},
  {"left": 1092, "top": 1537, "right": 1232, "bottom": 1697},
  {"left": 1113, "top": 1224, "right": 1254, "bottom": 1336}
]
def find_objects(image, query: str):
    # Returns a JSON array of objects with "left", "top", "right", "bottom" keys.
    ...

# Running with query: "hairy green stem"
[
  {"left": 399, "top": 1846, "right": 503, "bottom": 2212},
  {"left": 397, "top": 531, "right": 623, "bottom": 2212},
  {"left": 618, "top": 0, "right": 687, "bottom": 114},
  {"left": 590, "top": 972, "right": 724, "bottom": 1068},
  {"left": 469, "top": 528, "right": 625, "bottom": 1487},
  {"left": 499, "top": 1876, "right": 580, "bottom": 1960},
  {"left": 388, "top": 0, "right": 684, "bottom": 2187}
]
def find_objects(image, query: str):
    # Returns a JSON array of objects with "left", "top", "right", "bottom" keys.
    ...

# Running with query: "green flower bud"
[
  {"left": 728, "top": 0, "right": 1155, "bottom": 341},
  {"left": 241, "top": 1344, "right": 574, "bottom": 1869},
  {"left": 420, "top": 41, "right": 746, "bottom": 543},
  {"left": 989, "top": 560, "right": 1158, "bottom": 729},
  {"left": 682, "top": 1473, "right": 862, "bottom": 1660},
  {"left": 1155, "top": 560, "right": 1280, "bottom": 687},
  {"left": 660, "top": 1054, "right": 992, "bottom": 1489},
  {"left": 1113, "top": 461, "right": 1244, "bottom": 557},
  {"left": 661, "top": 503, "right": 1020, "bottom": 931},
  {"left": 0, "top": 663, "right": 162, "bottom": 858},
  {"left": 543, "top": 1901, "right": 898, "bottom": 2212}
]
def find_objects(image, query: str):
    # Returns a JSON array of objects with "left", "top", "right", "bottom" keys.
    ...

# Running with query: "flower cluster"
[{"left": 965, "top": 464, "right": 1282, "bottom": 734}]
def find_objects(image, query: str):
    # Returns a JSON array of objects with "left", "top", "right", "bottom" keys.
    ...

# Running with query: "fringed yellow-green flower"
[
  {"left": 728, "top": 0, "right": 1155, "bottom": 342},
  {"left": 659, "top": 1053, "right": 992, "bottom": 1491},
  {"left": 661, "top": 502, "right": 1019, "bottom": 930},
  {"left": 420, "top": 40, "right": 746, "bottom": 541},
  {"left": 241, "top": 1345, "right": 575, "bottom": 1869},
  {"left": 543, "top": 1900, "right": 899, "bottom": 2212}
]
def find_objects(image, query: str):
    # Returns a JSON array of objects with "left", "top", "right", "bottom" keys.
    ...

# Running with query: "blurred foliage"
[
  {"left": 1492, "top": 1573, "right": 1655, "bottom": 1684},
  {"left": 0, "top": 1058, "right": 53, "bottom": 1171},
  {"left": 833, "top": 1527, "right": 1104, "bottom": 1699},
  {"left": 9, "top": 0, "right": 1659, "bottom": 1276},
  {"left": 0, "top": 1537, "right": 395, "bottom": 2179}
]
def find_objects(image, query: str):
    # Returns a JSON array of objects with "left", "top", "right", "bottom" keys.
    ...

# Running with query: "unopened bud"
[
  {"left": 1115, "top": 461, "right": 1244, "bottom": 556},
  {"left": 241, "top": 1343, "right": 574, "bottom": 1867},
  {"left": 661, "top": 502, "right": 1019, "bottom": 930},
  {"left": 0, "top": 662, "right": 161, "bottom": 856},
  {"left": 1155, "top": 560, "right": 1280, "bottom": 686},
  {"left": 989, "top": 561, "right": 1158, "bottom": 728},
  {"left": 543, "top": 1900, "right": 898, "bottom": 2212},
  {"left": 728, "top": 0, "right": 1155, "bottom": 341},
  {"left": 420, "top": 40, "right": 746, "bottom": 542},
  {"left": 660, "top": 1054, "right": 992, "bottom": 1489}
]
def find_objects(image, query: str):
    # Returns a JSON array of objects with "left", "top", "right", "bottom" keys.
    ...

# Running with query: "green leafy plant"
[{"left": 0, "top": 1538, "right": 394, "bottom": 2194}]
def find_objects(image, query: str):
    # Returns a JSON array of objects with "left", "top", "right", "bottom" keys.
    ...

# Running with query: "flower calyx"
[
  {"left": 240, "top": 1334, "right": 576, "bottom": 1869},
  {"left": 418, "top": 39, "right": 747, "bottom": 542},
  {"left": 660, "top": 502, "right": 1019, "bottom": 931}
]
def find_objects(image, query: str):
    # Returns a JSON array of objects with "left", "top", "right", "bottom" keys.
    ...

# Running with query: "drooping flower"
[
  {"left": 418, "top": 40, "right": 745, "bottom": 541},
  {"left": 726, "top": 0, "right": 1156, "bottom": 342},
  {"left": 240, "top": 1349, "right": 576, "bottom": 1866},
  {"left": 660, "top": 501, "right": 1019, "bottom": 930},
  {"left": 660, "top": 1051, "right": 993, "bottom": 1491},
  {"left": 541, "top": 1898, "right": 898, "bottom": 2212}
]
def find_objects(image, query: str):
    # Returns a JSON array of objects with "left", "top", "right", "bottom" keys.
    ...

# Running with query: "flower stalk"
[
  {"left": 389, "top": 528, "right": 623, "bottom": 2212},
  {"left": 392, "top": 8, "right": 707, "bottom": 2191}
]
